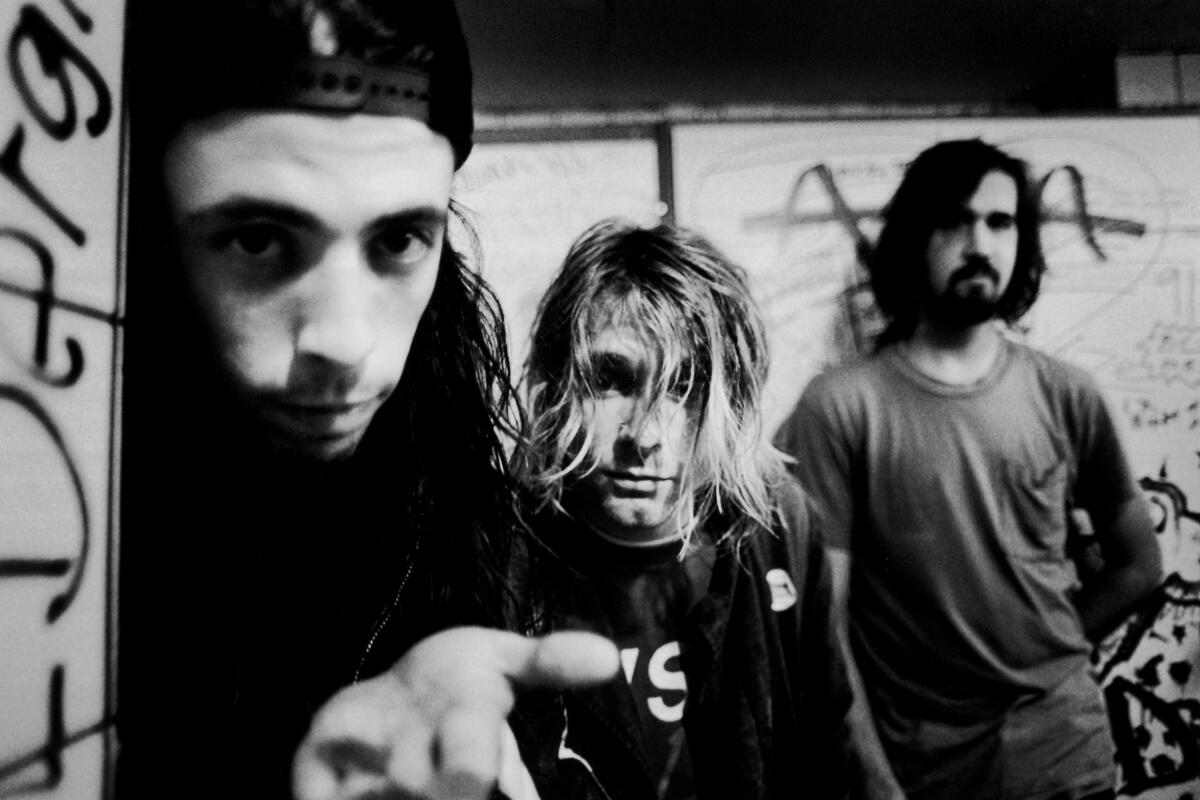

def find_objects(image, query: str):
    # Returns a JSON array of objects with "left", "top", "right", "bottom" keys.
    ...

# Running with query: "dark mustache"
[{"left": 950, "top": 256, "right": 999, "bottom": 284}]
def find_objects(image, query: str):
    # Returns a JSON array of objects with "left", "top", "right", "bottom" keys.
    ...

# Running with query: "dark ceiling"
[{"left": 457, "top": 0, "right": 1200, "bottom": 113}]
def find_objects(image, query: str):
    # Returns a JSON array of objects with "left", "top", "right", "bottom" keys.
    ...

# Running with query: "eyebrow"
[
  {"left": 181, "top": 196, "right": 449, "bottom": 233},
  {"left": 944, "top": 205, "right": 1014, "bottom": 223},
  {"left": 364, "top": 207, "right": 449, "bottom": 235},
  {"left": 181, "top": 197, "right": 322, "bottom": 231},
  {"left": 593, "top": 350, "right": 639, "bottom": 372}
]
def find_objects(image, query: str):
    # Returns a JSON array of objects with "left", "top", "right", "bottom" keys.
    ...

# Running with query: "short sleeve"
[
  {"left": 773, "top": 374, "right": 858, "bottom": 551},
  {"left": 1068, "top": 373, "right": 1141, "bottom": 515}
]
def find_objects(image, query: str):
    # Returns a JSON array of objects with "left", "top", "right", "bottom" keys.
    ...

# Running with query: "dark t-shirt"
[
  {"left": 777, "top": 340, "right": 1138, "bottom": 798},
  {"left": 587, "top": 534, "right": 716, "bottom": 800}
]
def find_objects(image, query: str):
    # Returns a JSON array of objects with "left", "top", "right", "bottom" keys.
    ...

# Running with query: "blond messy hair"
[{"left": 513, "top": 218, "right": 787, "bottom": 552}]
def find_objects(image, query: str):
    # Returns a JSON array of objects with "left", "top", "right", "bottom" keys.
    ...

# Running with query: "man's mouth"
[
  {"left": 263, "top": 395, "right": 384, "bottom": 442},
  {"left": 952, "top": 260, "right": 999, "bottom": 285},
  {"left": 949, "top": 266, "right": 1001, "bottom": 300},
  {"left": 606, "top": 470, "right": 675, "bottom": 493}
]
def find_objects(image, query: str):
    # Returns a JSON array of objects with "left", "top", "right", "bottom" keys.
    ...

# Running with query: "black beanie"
[{"left": 129, "top": 0, "right": 474, "bottom": 167}]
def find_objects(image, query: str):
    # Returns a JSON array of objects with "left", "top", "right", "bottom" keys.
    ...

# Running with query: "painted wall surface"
[
  {"left": 461, "top": 115, "right": 1200, "bottom": 797},
  {"left": 672, "top": 116, "right": 1200, "bottom": 798},
  {"left": 0, "top": 1, "right": 124, "bottom": 797},
  {"left": 453, "top": 137, "right": 665, "bottom": 374}
]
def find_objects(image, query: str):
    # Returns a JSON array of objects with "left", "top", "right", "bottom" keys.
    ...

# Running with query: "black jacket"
[{"left": 513, "top": 479, "right": 854, "bottom": 800}]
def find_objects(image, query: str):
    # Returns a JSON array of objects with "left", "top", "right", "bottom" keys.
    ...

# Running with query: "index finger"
[{"left": 493, "top": 630, "right": 620, "bottom": 690}]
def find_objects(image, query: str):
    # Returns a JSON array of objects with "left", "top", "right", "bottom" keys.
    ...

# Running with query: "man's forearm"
[
  {"left": 1074, "top": 560, "right": 1161, "bottom": 642},
  {"left": 843, "top": 644, "right": 907, "bottom": 800},
  {"left": 1074, "top": 496, "right": 1163, "bottom": 642},
  {"left": 827, "top": 550, "right": 906, "bottom": 800}
]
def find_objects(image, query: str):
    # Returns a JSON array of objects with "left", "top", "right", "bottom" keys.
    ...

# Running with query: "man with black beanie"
[{"left": 118, "top": 2, "right": 612, "bottom": 798}]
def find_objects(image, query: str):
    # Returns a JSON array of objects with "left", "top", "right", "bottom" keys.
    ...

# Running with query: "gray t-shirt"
[{"left": 777, "top": 339, "right": 1139, "bottom": 798}]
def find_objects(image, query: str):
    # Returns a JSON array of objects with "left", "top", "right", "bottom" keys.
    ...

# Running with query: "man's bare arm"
[
  {"left": 1073, "top": 495, "right": 1163, "bottom": 642},
  {"left": 828, "top": 549, "right": 907, "bottom": 800}
]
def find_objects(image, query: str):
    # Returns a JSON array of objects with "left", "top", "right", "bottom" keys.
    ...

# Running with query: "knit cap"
[{"left": 130, "top": 0, "right": 474, "bottom": 166}]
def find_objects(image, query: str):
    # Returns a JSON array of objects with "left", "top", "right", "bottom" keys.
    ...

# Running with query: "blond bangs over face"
[{"left": 516, "top": 219, "right": 786, "bottom": 548}]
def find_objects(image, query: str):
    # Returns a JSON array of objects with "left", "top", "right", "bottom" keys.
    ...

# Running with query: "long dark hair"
[
  {"left": 868, "top": 138, "right": 1045, "bottom": 347},
  {"left": 365, "top": 208, "right": 524, "bottom": 627},
  {"left": 122, "top": 0, "right": 522, "bottom": 633}
]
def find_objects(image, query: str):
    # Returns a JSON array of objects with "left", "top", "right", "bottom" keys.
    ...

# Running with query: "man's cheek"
[{"left": 375, "top": 334, "right": 416, "bottom": 389}]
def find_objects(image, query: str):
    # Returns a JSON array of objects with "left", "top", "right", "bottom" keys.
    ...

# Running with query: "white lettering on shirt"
[{"left": 621, "top": 641, "right": 688, "bottom": 723}]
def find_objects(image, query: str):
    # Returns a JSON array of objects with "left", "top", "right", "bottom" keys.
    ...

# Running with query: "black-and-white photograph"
[{"left": 2, "top": 2, "right": 1199, "bottom": 799}]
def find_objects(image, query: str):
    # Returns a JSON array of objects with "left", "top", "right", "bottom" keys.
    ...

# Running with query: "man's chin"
[
  {"left": 929, "top": 293, "right": 1000, "bottom": 327},
  {"left": 586, "top": 501, "right": 678, "bottom": 544},
  {"left": 265, "top": 427, "right": 365, "bottom": 464}
]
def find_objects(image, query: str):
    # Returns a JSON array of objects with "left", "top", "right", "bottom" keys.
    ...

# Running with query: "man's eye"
[
  {"left": 666, "top": 376, "right": 691, "bottom": 401},
  {"left": 594, "top": 367, "right": 635, "bottom": 395},
  {"left": 934, "top": 211, "right": 970, "bottom": 231},
  {"left": 215, "top": 225, "right": 286, "bottom": 260},
  {"left": 595, "top": 372, "right": 626, "bottom": 394},
  {"left": 988, "top": 213, "right": 1015, "bottom": 231},
  {"left": 371, "top": 228, "right": 433, "bottom": 268}
]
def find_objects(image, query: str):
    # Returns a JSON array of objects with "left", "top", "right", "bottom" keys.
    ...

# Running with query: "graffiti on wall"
[
  {"left": 1097, "top": 473, "right": 1200, "bottom": 798},
  {"left": 453, "top": 138, "right": 665, "bottom": 372},
  {"left": 0, "top": 1, "right": 124, "bottom": 797},
  {"left": 672, "top": 116, "right": 1200, "bottom": 797}
]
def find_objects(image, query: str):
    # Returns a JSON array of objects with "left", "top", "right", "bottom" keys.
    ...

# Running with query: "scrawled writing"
[{"left": 0, "top": 1, "right": 121, "bottom": 797}]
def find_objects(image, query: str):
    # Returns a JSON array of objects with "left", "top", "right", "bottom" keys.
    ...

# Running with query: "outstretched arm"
[{"left": 293, "top": 627, "right": 619, "bottom": 800}]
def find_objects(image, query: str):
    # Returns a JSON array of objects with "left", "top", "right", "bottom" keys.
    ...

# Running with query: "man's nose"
[
  {"left": 966, "top": 219, "right": 994, "bottom": 255},
  {"left": 616, "top": 404, "right": 667, "bottom": 460},
  {"left": 294, "top": 242, "right": 376, "bottom": 370}
]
